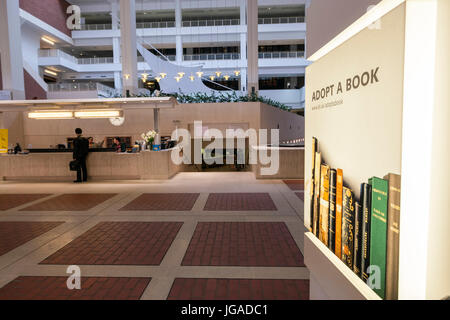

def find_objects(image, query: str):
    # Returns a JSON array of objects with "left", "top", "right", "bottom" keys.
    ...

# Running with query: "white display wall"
[{"left": 304, "top": 0, "right": 449, "bottom": 300}]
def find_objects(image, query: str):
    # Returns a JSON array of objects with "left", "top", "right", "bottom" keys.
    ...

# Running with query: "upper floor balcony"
[
  {"left": 77, "top": 16, "right": 305, "bottom": 31},
  {"left": 38, "top": 49, "right": 308, "bottom": 75}
]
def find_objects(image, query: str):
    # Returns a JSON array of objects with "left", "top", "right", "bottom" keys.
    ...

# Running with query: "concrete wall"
[
  {"left": 306, "top": 0, "right": 382, "bottom": 57},
  {"left": 20, "top": 102, "right": 304, "bottom": 148}
]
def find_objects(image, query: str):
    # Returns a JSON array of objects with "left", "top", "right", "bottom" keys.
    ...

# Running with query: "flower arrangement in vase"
[{"left": 141, "top": 130, "right": 157, "bottom": 150}]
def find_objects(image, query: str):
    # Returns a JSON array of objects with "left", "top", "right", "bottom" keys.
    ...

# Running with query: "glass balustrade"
[{"left": 77, "top": 16, "right": 305, "bottom": 31}]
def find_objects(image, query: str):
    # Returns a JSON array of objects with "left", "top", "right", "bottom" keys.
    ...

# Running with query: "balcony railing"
[
  {"left": 258, "top": 51, "right": 305, "bottom": 59},
  {"left": 79, "top": 23, "right": 113, "bottom": 30},
  {"left": 39, "top": 49, "right": 78, "bottom": 64},
  {"left": 48, "top": 82, "right": 115, "bottom": 94},
  {"left": 258, "top": 16, "right": 305, "bottom": 24},
  {"left": 77, "top": 16, "right": 305, "bottom": 31},
  {"left": 39, "top": 49, "right": 115, "bottom": 65},
  {"left": 78, "top": 57, "right": 115, "bottom": 64},
  {"left": 183, "top": 53, "right": 240, "bottom": 61},
  {"left": 137, "top": 21, "right": 175, "bottom": 29},
  {"left": 182, "top": 18, "right": 240, "bottom": 27}
]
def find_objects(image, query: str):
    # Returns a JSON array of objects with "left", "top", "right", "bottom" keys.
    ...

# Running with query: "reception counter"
[{"left": 0, "top": 149, "right": 181, "bottom": 181}]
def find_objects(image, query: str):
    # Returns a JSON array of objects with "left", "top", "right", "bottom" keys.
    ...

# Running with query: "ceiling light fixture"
[
  {"left": 196, "top": 71, "right": 204, "bottom": 78},
  {"left": 41, "top": 36, "right": 55, "bottom": 45},
  {"left": 28, "top": 111, "right": 74, "bottom": 119},
  {"left": 74, "top": 110, "right": 123, "bottom": 119},
  {"left": 44, "top": 69, "right": 58, "bottom": 76},
  {"left": 160, "top": 73, "right": 167, "bottom": 79}
]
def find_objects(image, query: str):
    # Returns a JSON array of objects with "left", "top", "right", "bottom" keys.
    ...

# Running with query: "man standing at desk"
[{"left": 73, "top": 128, "right": 89, "bottom": 183}]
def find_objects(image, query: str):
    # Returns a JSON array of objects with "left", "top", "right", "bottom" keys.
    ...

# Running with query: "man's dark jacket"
[{"left": 73, "top": 137, "right": 89, "bottom": 160}]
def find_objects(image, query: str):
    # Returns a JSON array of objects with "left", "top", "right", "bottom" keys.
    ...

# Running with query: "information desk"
[{"left": 0, "top": 148, "right": 181, "bottom": 181}]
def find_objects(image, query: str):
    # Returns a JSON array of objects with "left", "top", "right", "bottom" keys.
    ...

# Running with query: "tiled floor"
[
  {"left": 0, "top": 194, "right": 51, "bottom": 211},
  {"left": 21, "top": 193, "right": 117, "bottom": 211},
  {"left": 182, "top": 222, "right": 305, "bottom": 267},
  {"left": 283, "top": 180, "right": 305, "bottom": 191},
  {"left": 40, "top": 222, "right": 183, "bottom": 265},
  {"left": 120, "top": 193, "right": 200, "bottom": 211},
  {"left": 168, "top": 278, "right": 310, "bottom": 300},
  {"left": 0, "top": 276, "right": 150, "bottom": 300},
  {"left": 0, "top": 172, "right": 308, "bottom": 300},
  {"left": 204, "top": 193, "right": 277, "bottom": 211},
  {"left": 0, "top": 222, "right": 63, "bottom": 256}
]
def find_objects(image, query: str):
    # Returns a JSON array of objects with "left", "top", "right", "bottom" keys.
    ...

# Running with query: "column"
[
  {"left": 246, "top": 0, "right": 259, "bottom": 94},
  {"left": 0, "top": 0, "right": 25, "bottom": 100},
  {"left": 111, "top": 0, "right": 122, "bottom": 91},
  {"left": 239, "top": 1, "right": 247, "bottom": 92},
  {"left": 175, "top": 0, "right": 183, "bottom": 63},
  {"left": 119, "top": 0, "right": 138, "bottom": 96}
]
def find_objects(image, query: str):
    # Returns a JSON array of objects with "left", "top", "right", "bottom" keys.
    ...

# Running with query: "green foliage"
[{"left": 110, "top": 91, "right": 292, "bottom": 111}]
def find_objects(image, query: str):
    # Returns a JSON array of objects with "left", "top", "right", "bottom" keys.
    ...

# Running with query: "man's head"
[
  {"left": 114, "top": 137, "right": 121, "bottom": 144},
  {"left": 75, "top": 128, "right": 82, "bottom": 136},
  {"left": 88, "top": 137, "right": 93, "bottom": 143}
]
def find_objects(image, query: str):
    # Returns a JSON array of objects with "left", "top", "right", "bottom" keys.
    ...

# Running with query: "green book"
[{"left": 368, "top": 177, "right": 388, "bottom": 299}]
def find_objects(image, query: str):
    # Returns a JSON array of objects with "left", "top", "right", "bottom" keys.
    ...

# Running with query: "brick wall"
[
  {"left": 24, "top": 70, "right": 47, "bottom": 100},
  {"left": 19, "top": 0, "right": 71, "bottom": 37}
]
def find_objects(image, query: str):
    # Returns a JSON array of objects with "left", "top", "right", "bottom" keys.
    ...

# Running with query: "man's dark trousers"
[{"left": 76, "top": 157, "right": 88, "bottom": 182}]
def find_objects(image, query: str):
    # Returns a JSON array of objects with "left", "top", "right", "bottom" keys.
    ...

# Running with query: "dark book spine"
[
  {"left": 384, "top": 173, "right": 401, "bottom": 300},
  {"left": 328, "top": 169, "right": 337, "bottom": 252},
  {"left": 361, "top": 183, "right": 372, "bottom": 282},
  {"left": 353, "top": 201, "right": 362, "bottom": 277},
  {"left": 341, "top": 187, "right": 355, "bottom": 269}
]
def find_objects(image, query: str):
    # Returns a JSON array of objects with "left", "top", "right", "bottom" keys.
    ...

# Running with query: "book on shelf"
[
  {"left": 342, "top": 187, "right": 355, "bottom": 269},
  {"left": 310, "top": 137, "right": 318, "bottom": 232},
  {"left": 335, "top": 169, "right": 343, "bottom": 258},
  {"left": 353, "top": 201, "right": 362, "bottom": 277},
  {"left": 328, "top": 169, "right": 337, "bottom": 252},
  {"left": 312, "top": 152, "right": 322, "bottom": 237},
  {"left": 319, "top": 164, "right": 330, "bottom": 246},
  {"left": 368, "top": 176, "right": 389, "bottom": 300},
  {"left": 361, "top": 183, "right": 373, "bottom": 282},
  {"left": 384, "top": 173, "right": 401, "bottom": 300}
]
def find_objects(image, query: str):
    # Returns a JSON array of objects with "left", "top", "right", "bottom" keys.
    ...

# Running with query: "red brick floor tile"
[
  {"left": 182, "top": 222, "right": 305, "bottom": 267},
  {"left": 295, "top": 192, "right": 304, "bottom": 201},
  {"left": 204, "top": 193, "right": 277, "bottom": 211},
  {"left": 20, "top": 194, "right": 117, "bottom": 211},
  {"left": 120, "top": 193, "right": 200, "bottom": 211},
  {"left": 0, "top": 276, "right": 150, "bottom": 300},
  {"left": 40, "top": 222, "right": 183, "bottom": 265},
  {"left": 283, "top": 180, "right": 304, "bottom": 191},
  {"left": 167, "top": 278, "right": 309, "bottom": 300},
  {"left": 0, "top": 194, "right": 52, "bottom": 211},
  {"left": 0, "top": 222, "right": 64, "bottom": 256}
]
